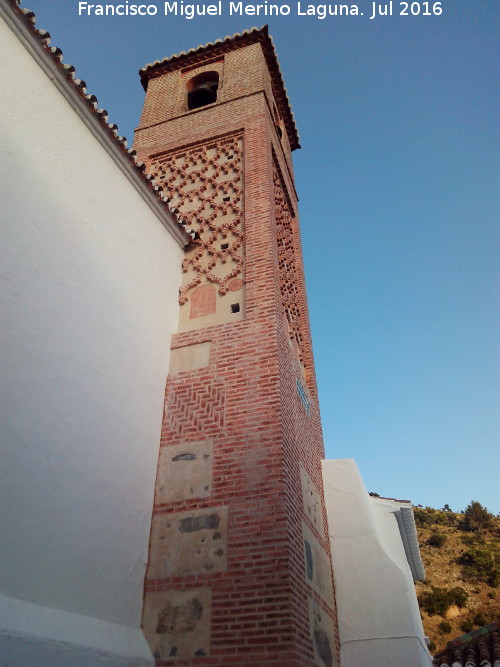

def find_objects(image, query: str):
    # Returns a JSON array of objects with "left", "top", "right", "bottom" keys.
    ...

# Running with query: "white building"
[
  {"left": 0, "top": 0, "right": 188, "bottom": 663},
  {"left": 322, "top": 459, "right": 432, "bottom": 666}
]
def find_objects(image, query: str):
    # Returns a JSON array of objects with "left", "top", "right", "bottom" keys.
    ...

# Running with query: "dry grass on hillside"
[{"left": 414, "top": 504, "right": 499, "bottom": 653}]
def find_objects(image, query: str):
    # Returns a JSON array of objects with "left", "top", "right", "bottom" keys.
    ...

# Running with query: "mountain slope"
[{"left": 414, "top": 504, "right": 499, "bottom": 652}]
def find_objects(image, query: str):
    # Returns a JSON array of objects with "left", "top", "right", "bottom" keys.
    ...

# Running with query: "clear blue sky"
[{"left": 24, "top": 0, "right": 499, "bottom": 513}]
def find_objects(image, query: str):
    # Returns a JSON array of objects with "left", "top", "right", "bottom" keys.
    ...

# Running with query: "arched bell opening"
[{"left": 187, "top": 71, "right": 219, "bottom": 110}]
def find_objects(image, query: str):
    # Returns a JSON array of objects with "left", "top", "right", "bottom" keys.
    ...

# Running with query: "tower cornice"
[{"left": 139, "top": 25, "right": 301, "bottom": 151}]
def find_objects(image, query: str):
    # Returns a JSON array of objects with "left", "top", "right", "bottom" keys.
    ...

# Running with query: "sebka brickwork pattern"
[
  {"left": 136, "top": 29, "right": 340, "bottom": 666},
  {"left": 149, "top": 133, "right": 244, "bottom": 307},
  {"left": 274, "top": 167, "right": 306, "bottom": 369}
]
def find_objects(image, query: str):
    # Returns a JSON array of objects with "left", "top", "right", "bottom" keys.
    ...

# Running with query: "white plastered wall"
[
  {"left": 322, "top": 459, "right": 432, "bottom": 667},
  {"left": 0, "top": 11, "right": 184, "bottom": 665}
]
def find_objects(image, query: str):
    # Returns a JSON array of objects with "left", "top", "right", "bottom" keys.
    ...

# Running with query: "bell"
[{"left": 188, "top": 82, "right": 217, "bottom": 110}]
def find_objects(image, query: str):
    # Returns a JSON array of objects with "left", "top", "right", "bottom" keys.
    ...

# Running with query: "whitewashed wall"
[
  {"left": 322, "top": 459, "right": 432, "bottom": 667},
  {"left": 0, "top": 9, "right": 184, "bottom": 665}
]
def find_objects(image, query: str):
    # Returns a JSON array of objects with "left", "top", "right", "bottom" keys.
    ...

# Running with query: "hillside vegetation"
[{"left": 414, "top": 501, "right": 499, "bottom": 653}]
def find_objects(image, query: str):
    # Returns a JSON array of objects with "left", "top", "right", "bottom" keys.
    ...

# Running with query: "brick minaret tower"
[{"left": 133, "top": 27, "right": 340, "bottom": 666}]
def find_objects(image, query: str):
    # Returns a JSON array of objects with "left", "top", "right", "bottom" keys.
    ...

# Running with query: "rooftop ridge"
[
  {"left": 140, "top": 26, "right": 262, "bottom": 74},
  {"left": 139, "top": 25, "right": 301, "bottom": 151},
  {"left": 371, "top": 494, "right": 412, "bottom": 504},
  {"left": 448, "top": 620, "right": 500, "bottom": 648},
  {"left": 434, "top": 620, "right": 500, "bottom": 666}
]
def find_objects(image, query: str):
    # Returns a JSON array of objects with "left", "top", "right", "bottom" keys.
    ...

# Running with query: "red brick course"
[{"left": 134, "top": 31, "right": 340, "bottom": 667}]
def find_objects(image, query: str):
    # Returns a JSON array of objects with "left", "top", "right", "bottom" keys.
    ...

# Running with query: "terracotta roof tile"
[
  {"left": 433, "top": 621, "right": 500, "bottom": 667},
  {"left": 139, "top": 26, "right": 300, "bottom": 151}
]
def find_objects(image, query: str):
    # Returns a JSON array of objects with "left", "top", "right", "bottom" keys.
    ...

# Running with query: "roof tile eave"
[
  {"left": 4, "top": 0, "right": 188, "bottom": 243},
  {"left": 433, "top": 621, "right": 500, "bottom": 667},
  {"left": 139, "top": 25, "right": 301, "bottom": 151},
  {"left": 139, "top": 26, "right": 262, "bottom": 76}
]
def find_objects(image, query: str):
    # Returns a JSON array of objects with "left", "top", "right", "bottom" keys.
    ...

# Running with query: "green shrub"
[
  {"left": 473, "top": 612, "right": 486, "bottom": 626},
  {"left": 458, "top": 546, "right": 498, "bottom": 586},
  {"left": 460, "top": 619, "right": 473, "bottom": 633},
  {"left": 461, "top": 501, "right": 495, "bottom": 532},
  {"left": 438, "top": 621, "right": 452, "bottom": 635},
  {"left": 418, "top": 588, "right": 449, "bottom": 616},
  {"left": 414, "top": 508, "right": 432, "bottom": 526},
  {"left": 432, "top": 511, "right": 450, "bottom": 526},
  {"left": 428, "top": 533, "right": 447, "bottom": 548},
  {"left": 444, "top": 512, "right": 459, "bottom": 527},
  {"left": 460, "top": 610, "right": 497, "bottom": 634},
  {"left": 414, "top": 506, "right": 459, "bottom": 529},
  {"left": 417, "top": 586, "right": 468, "bottom": 617},
  {"left": 478, "top": 609, "right": 498, "bottom": 625},
  {"left": 489, "top": 570, "right": 500, "bottom": 587},
  {"left": 448, "top": 587, "right": 469, "bottom": 608},
  {"left": 460, "top": 533, "right": 486, "bottom": 546}
]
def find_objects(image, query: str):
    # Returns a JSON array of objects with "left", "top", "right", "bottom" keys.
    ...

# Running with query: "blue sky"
[{"left": 23, "top": 0, "right": 499, "bottom": 513}]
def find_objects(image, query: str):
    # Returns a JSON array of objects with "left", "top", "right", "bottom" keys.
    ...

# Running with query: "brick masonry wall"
[{"left": 134, "top": 38, "right": 340, "bottom": 667}]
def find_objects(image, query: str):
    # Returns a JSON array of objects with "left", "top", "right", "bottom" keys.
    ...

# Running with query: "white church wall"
[
  {"left": 0, "top": 6, "right": 184, "bottom": 663},
  {"left": 322, "top": 459, "right": 432, "bottom": 667}
]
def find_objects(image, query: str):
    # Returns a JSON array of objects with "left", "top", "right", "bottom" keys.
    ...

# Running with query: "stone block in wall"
[
  {"left": 155, "top": 440, "right": 213, "bottom": 504},
  {"left": 142, "top": 588, "right": 211, "bottom": 660},
  {"left": 308, "top": 597, "right": 337, "bottom": 667},
  {"left": 169, "top": 341, "right": 211, "bottom": 374},
  {"left": 149, "top": 507, "right": 228, "bottom": 578},
  {"left": 303, "top": 522, "right": 334, "bottom": 608},
  {"left": 300, "top": 464, "right": 325, "bottom": 538}
]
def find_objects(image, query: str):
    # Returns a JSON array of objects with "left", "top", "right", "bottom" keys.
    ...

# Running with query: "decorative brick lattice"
[
  {"left": 274, "top": 168, "right": 305, "bottom": 366},
  {"left": 163, "top": 376, "right": 225, "bottom": 440},
  {"left": 150, "top": 134, "right": 244, "bottom": 305}
]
